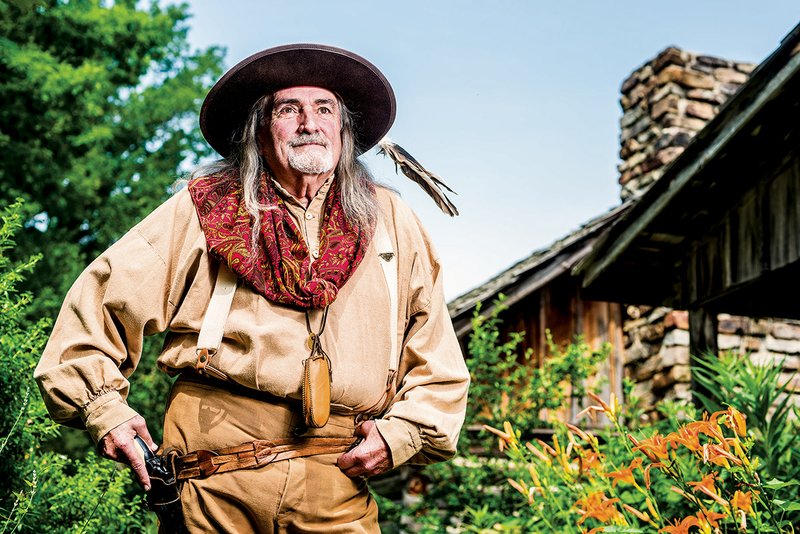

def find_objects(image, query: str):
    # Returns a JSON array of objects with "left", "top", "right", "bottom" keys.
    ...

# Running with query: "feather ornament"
[{"left": 377, "top": 137, "right": 459, "bottom": 216}]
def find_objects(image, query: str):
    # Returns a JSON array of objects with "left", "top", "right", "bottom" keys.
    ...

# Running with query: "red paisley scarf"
[{"left": 187, "top": 172, "right": 375, "bottom": 309}]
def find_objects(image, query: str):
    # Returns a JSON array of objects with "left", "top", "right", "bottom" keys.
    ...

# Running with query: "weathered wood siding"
[{"left": 688, "top": 153, "right": 800, "bottom": 315}]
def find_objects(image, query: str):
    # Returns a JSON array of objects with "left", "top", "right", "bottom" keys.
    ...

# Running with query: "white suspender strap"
[
  {"left": 374, "top": 213, "right": 399, "bottom": 373},
  {"left": 196, "top": 263, "right": 238, "bottom": 372}
]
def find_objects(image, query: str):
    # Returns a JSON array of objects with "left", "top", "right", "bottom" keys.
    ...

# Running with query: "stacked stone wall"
[{"left": 623, "top": 306, "right": 800, "bottom": 420}]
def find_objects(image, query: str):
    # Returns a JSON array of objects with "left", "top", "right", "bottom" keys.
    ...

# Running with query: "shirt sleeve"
[
  {"left": 373, "top": 199, "right": 470, "bottom": 467},
  {"left": 33, "top": 190, "right": 202, "bottom": 444}
]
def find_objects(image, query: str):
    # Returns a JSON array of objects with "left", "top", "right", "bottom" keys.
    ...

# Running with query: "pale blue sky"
[{"left": 184, "top": 1, "right": 800, "bottom": 299}]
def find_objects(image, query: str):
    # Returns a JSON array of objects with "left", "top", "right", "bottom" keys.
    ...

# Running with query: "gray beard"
[{"left": 288, "top": 148, "right": 334, "bottom": 174}]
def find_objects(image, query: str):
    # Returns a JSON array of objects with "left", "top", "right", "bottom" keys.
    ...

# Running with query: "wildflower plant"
[{"left": 486, "top": 393, "right": 800, "bottom": 533}]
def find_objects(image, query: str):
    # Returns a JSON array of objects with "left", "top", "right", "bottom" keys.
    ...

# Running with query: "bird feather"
[{"left": 377, "top": 137, "right": 459, "bottom": 216}]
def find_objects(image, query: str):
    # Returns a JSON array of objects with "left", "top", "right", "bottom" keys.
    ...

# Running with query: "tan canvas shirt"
[{"left": 34, "top": 180, "right": 469, "bottom": 468}]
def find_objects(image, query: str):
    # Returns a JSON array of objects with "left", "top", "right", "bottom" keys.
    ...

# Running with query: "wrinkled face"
[{"left": 259, "top": 86, "right": 343, "bottom": 179}]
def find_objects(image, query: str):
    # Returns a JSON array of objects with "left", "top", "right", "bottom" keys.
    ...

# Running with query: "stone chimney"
[{"left": 618, "top": 48, "right": 756, "bottom": 200}]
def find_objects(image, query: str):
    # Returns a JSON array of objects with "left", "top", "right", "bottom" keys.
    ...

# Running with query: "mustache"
[{"left": 288, "top": 134, "right": 328, "bottom": 147}]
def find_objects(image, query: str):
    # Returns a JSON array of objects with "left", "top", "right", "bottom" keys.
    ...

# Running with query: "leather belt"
[{"left": 175, "top": 436, "right": 358, "bottom": 480}]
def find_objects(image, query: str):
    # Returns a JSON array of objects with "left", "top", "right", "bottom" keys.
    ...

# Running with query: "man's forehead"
[{"left": 272, "top": 86, "right": 338, "bottom": 102}]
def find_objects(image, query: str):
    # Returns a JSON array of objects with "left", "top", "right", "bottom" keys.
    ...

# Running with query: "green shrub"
[{"left": 0, "top": 201, "right": 156, "bottom": 532}]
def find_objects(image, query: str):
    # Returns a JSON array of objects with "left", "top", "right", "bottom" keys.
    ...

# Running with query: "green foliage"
[
  {"left": 0, "top": 0, "right": 224, "bottom": 318},
  {"left": 0, "top": 201, "right": 156, "bottom": 532},
  {"left": 0, "top": 200, "right": 58, "bottom": 490},
  {"left": 693, "top": 351, "right": 800, "bottom": 508},
  {"left": 464, "top": 295, "right": 609, "bottom": 451},
  {"left": 404, "top": 297, "right": 610, "bottom": 529},
  {"left": 402, "top": 300, "right": 800, "bottom": 532}
]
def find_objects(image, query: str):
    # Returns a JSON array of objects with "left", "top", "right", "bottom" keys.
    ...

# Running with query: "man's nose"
[{"left": 298, "top": 109, "right": 319, "bottom": 132}]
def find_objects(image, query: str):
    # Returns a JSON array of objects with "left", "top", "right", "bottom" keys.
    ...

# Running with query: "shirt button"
[
  {"left": 312, "top": 250, "right": 319, "bottom": 259},
  {"left": 305, "top": 212, "right": 314, "bottom": 220}
]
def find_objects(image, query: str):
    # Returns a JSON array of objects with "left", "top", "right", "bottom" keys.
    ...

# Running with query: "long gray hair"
[{"left": 191, "top": 93, "right": 379, "bottom": 237}]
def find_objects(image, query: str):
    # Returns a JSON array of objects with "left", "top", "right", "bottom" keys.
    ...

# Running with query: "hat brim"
[{"left": 200, "top": 44, "right": 396, "bottom": 158}]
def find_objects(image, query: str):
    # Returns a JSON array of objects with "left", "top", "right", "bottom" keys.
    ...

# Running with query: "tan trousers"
[{"left": 161, "top": 377, "right": 379, "bottom": 533}]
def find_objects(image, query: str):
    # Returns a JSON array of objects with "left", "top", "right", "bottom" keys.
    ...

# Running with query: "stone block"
[
  {"left": 749, "top": 352, "right": 779, "bottom": 367},
  {"left": 633, "top": 356, "right": 660, "bottom": 381},
  {"left": 686, "top": 101, "right": 716, "bottom": 120},
  {"left": 620, "top": 106, "right": 645, "bottom": 128},
  {"left": 641, "top": 147, "right": 684, "bottom": 173},
  {"left": 717, "top": 334, "right": 742, "bottom": 351},
  {"left": 748, "top": 319, "right": 770, "bottom": 336},
  {"left": 691, "top": 63, "right": 715, "bottom": 75},
  {"left": 663, "top": 328, "right": 689, "bottom": 346},
  {"left": 626, "top": 305, "right": 642, "bottom": 320},
  {"left": 720, "top": 83, "right": 742, "bottom": 97},
  {"left": 620, "top": 137, "right": 644, "bottom": 159},
  {"left": 633, "top": 379, "right": 656, "bottom": 406},
  {"left": 672, "top": 364, "right": 692, "bottom": 383},
  {"left": 621, "top": 71, "right": 640, "bottom": 94},
  {"left": 655, "top": 65, "right": 716, "bottom": 90},
  {"left": 696, "top": 55, "right": 730, "bottom": 68},
  {"left": 652, "top": 94, "right": 680, "bottom": 119},
  {"left": 779, "top": 373, "right": 800, "bottom": 392},
  {"left": 651, "top": 371, "right": 672, "bottom": 390},
  {"left": 647, "top": 307, "right": 672, "bottom": 324},
  {"left": 664, "top": 383, "right": 693, "bottom": 402},
  {"left": 650, "top": 82, "right": 684, "bottom": 105},
  {"left": 655, "top": 130, "right": 693, "bottom": 150},
  {"left": 619, "top": 150, "right": 647, "bottom": 173},
  {"left": 652, "top": 47, "right": 686, "bottom": 74},
  {"left": 778, "top": 355, "right": 800, "bottom": 371},
  {"left": 664, "top": 310, "right": 689, "bottom": 330},
  {"left": 717, "top": 315, "right": 750, "bottom": 335},
  {"left": 660, "top": 345, "right": 689, "bottom": 367},
  {"left": 635, "top": 126, "right": 659, "bottom": 145},
  {"left": 714, "top": 67, "right": 748, "bottom": 85},
  {"left": 619, "top": 169, "right": 636, "bottom": 186},
  {"left": 765, "top": 336, "right": 800, "bottom": 355},
  {"left": 744, "top": 336, "right": 763, "bottom": 352},
  {"left": 625, "top": 338, "right": 650, "bottom": 364},
  {"left": 734, "top": 62, "right": 756, "bottom": 74},
  {"left": 663, "top": 114, "right": 708, "bottom": 131},
  {"left": 770, "top": 322, "right": 800, "bottom": 340},
  {"left": 686, "top": 88, "right": 726, "bottom": 105},
  {"left": 652, "top": 365, "right": 691, "bottom": 389},
  {"left": 639, "top": 322, "right": 666, "bottom": 342}
]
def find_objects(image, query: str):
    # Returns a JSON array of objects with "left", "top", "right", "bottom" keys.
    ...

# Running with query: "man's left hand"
[{"left": 337, "top": 420, "right": 392, "bottom": 478}]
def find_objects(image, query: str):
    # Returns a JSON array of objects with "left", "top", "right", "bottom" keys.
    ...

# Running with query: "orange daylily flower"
[
  {"left": 579, "top": 450, "right": 604, "bottom": 474},
  {"left": 697, "top": 510, "right": 727, "bottom": 529},
  {"left": 666, "top": 426, "right": 702, "bottom": 453},
  {"left": 574, "top": 491, "right": 622, "bottom": 525},
  {"left": 643, "top": 462, "right": 664, "bottom": 489},
  {"left": 731, "top": 490, "right": 754, "bottom": 514},
  {"left": 632, "top": 431, "right": 670, "bottom": 461},
  {"left": 606, "top": 457, "right": 643, "bottom": 487},
  {"left": 723, "top": 406, "right": 747, "bottom": 437},
  {"left": 688, "top": 474, "right": 728, "bottom": 507},
  {"left": 659, "top": 515, "right": 700, "bottom": 533},
  {"left": 705, "top": 443, "right": 742, "bottom": 467}
]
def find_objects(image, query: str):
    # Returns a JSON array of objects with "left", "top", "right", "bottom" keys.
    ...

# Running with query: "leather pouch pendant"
[{"left": 302, "top": 347, "right": 331, "bottom": 428}]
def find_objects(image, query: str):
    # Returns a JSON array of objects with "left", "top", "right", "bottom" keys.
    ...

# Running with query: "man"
[{"left": 35, "top": 44, "right": 469, "bottom": 532}]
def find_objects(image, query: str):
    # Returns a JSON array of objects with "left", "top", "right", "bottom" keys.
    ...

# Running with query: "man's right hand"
[{"left": 98, "top": 415, "right": 158, "bottom": 491}]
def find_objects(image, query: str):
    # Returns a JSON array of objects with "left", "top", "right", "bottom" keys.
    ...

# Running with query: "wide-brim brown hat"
[{"left": 200, "top": 43, "right": 396, "bottom": 158}]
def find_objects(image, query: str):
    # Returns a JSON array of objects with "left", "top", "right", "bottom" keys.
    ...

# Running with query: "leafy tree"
[{"left": 0, "top": 0, "right": 224, "bottom": 318}]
